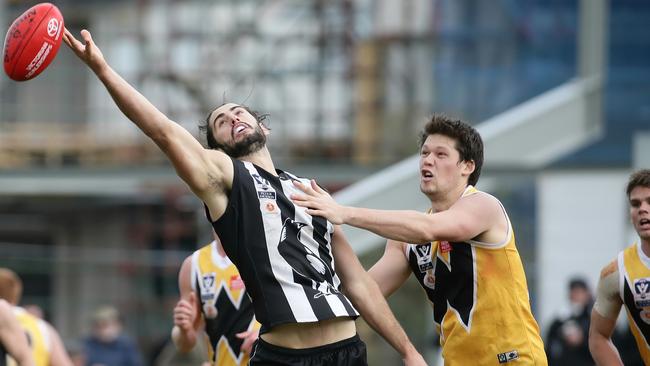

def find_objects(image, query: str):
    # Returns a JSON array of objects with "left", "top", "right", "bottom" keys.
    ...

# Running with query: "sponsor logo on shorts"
[{"left": 497, "top": 350, "right": 519, "bottom": 363}]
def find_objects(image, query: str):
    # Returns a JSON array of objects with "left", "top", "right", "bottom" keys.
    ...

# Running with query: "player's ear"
[
  {"left": 260, "top": 122, "right": 271, "bottom": 136},
  {"left": 461, "top": 159, "right": 475, "bottom": 177}
]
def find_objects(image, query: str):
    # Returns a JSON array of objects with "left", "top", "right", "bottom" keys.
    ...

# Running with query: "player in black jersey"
[
  {"left": 64, "top": 28, "right": 427, "bottom": 366},
  {"left": 0, "top": 299, "right": 34, "bottom": 366}
]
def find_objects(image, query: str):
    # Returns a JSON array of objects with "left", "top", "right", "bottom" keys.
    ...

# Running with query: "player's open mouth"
[
  {"left": 640, "top": 218, "right": 650, "bottom": 228},
  {"left": 421, "top": 170, "right": 433, "bottom": 180},
  {"left": 233, "top": 124, "right": 248, "bottom": 138}
]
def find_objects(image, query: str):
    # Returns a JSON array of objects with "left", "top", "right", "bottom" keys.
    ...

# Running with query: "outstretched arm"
[
  {"left": 292, "top": 180, "right": 500, "bottom": 244},
  {"left": 47, "top": 322, "right": 74, "bottom": 366},
  {"left": 62, "top": 29, "right": 231, "bottom": 200},
  {"left": 0, "top": 300, "right": 34, "bottom": 366},
  {"left": 172, "top": 256, "right": 203, "bottom": 353},
  {"left": 331, "top": 227, "right": 427, "bottom": 366}
]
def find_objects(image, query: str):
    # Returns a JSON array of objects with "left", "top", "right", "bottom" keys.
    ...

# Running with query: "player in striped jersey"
[
  {"left": 0, "top": 269, "right": 72, "bottom": 366},
  {"left": 589, "top": 169, "right": 650, "bottom": 365},
  {"left": 0, "top": 299, "right": 34, "bottom": 366},
  {"left": 172, "top": 232, "right": 260, "bottom": 365},
  {"left": 64, "top": 29, "right": 426, "bottom": 366},
  {"left": 292, "top": 115, "right": 547, "bottom": 365}
]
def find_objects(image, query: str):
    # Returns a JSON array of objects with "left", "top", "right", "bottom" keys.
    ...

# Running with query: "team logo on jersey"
[
  {"left": 230, "top": 275, "right": 245, "bottom": 290},
  {"left": 497, "top": 350, "right": 519, "bottom": 363},
  {"left": 203, "top": 303, "right": 218, "bottom": 319},
  {"left": 415, "top": 244, "right": 434, "bottom": 272},
  {"left": 439, "top": 241, "right": 452, "bottom": 253},
  {"left": 634, "top": 278, "right": 650, "bottom": 307},
  {"left": 278, "top": 218, "right": 339, "bottom": 299},
  {"left": 423, "top": 270, "right": 436, "bottom": 290}
]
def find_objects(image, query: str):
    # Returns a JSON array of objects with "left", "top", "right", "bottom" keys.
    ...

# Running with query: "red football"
[{"left": 3, "top": 3, "right": 65, "bottom": 81}]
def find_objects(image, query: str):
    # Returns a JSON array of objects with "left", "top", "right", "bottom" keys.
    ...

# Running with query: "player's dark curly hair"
[
  {"left": 418, "top": 114, "right": 484, "bottom": 186},
  {"left": 198, "top": 105, "right": 269, "bottom": 150},
  {"left": 626, "top": 169, "right": 650, "bottom": 197}
]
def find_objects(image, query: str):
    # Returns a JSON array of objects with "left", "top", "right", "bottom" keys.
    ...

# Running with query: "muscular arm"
[
  {"left": 172, "top": 256, "right": 203, "bottom": 353},
  {"left": 331, "top": 227, "right": 426, "bottom": 365},
  {"left": 47, "top": 323, "right": 74, "bottom": 366},
  {"left": 368, "top": 240, "right": 411, "bottom": 298},
  {"left": 62, "top": 29, "right": 232, "bottom": 208},
  {"left": 293, "top": 181, "right": 502, "bottom": 244},
  {"left": 589, "top": 261, "right": 624, "bottom": 366},
  {"left": 0, "top": 300, "right": 34, "bottom": 366}
]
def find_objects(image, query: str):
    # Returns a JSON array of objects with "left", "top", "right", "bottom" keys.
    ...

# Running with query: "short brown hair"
[
  {"left": 418, "top": 114, "right": 484, "bottom": 186},
  {"left": 0, "top": 268, "right": 22, "bottom": 305},
  {"left": 627, "top": 169, "right": 650, "bottom": 197}
]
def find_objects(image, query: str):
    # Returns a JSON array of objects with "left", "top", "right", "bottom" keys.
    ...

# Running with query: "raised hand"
[
  {"left": 62, "top": 28, "right": 106, "bottom": 73},
  {"left": 291, "top": 179, "right": 348, "bottom": 225},
  {"left": 173, "top": 291, "right": 198, "bottom": 333}
]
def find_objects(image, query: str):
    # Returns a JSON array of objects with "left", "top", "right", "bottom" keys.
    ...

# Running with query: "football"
[{"left": 3, "top": 2, "right": 65, "bottom": 81}]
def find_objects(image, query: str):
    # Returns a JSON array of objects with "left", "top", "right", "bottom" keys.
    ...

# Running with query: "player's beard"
[{"left": 221, "top": 124, "right": 267, "bottom": 158}]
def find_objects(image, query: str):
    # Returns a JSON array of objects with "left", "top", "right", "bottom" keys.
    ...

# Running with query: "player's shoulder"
[{"left": 599, "top": 259, "right": 619, "bottom": 279}]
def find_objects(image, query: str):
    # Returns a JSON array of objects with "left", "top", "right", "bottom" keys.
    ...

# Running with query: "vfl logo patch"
[
  {"left": 251, "top": 173, "right": 270, "bottom": 190},
  {"left": 634, "top": 278, "right": 650, "bottom": 308},
  {"left": 415, "top": 244, "right": 433, "bottom": 272},
  {"left": 202, "top": 273, "right": 215, "bottom": 289},
  {"left": 497, "top": 350, "right": 519, "bottom": 364}
]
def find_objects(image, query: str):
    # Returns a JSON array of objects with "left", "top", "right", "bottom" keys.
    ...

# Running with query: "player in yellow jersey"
[
  {"left": 172, "top": 231, "right": 260, "bottom": 365},
  {"left": 0, "top": 269, "right": 72, "bottom": 366},
  {"left": 0, "top": 299, "right": 34, "bottom": 366},
  {"left": 589, "top": 169, "right": 650, "bottom": 365},
  {"left": 292, "top": 114, "right": 547, "bottom": 365}
]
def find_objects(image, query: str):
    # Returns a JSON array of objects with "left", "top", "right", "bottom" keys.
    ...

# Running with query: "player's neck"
[
  {"left": 241, "top": 146, "right": 277, "bottom": 176},
  {"left": 641, "top": 238, "right": 650, "bottom": 257},
  {"left": 429, "top": 184, "right": 468, "bottom": 213},
  {"left": 214, "top": 239, "right": 227, "bottom": 258}
]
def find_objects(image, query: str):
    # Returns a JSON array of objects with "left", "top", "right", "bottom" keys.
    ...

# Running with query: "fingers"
[{"left": 310, "top": 179, "right": 323, "bottom": 193}]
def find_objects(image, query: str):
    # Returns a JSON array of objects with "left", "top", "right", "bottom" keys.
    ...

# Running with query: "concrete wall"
[{"left": 536, "top": 169, "right": 631, "bottom": 332}]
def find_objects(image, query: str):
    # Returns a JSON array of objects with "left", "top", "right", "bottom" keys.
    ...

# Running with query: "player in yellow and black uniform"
[
  {"left": 0, "top": 299, "right": 34, "bottom": 366},
  {"left": 590, "top": 169, "right": 650, "bottom": 364},
  {"left": 292, "top": 114, "right": 547, "bottom": 365},
  {"left": 0, "top": 268, "right": 72, "bottom": 366},
  {"left": 172, "top": 232, "right": 260, "bottom": 366}
]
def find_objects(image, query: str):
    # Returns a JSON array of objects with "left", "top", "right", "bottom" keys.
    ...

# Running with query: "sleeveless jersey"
[
  {"left": 190, "top": 241, "right": 260, "bottom": 366},
  {"left": 0, "top": 343, "right": 6, "bottom": 366},
  {"left": 405, "top": 186, "right": 546, "bottom": 365},
  {"left": 618, "top": 242, "right": 650, "bottom": 363},
  {"left": 206, "top": 158, "right": 358, "bottom": 333},
  {"left": 7, "top": 307, "right": 50, "bottom": 366}
]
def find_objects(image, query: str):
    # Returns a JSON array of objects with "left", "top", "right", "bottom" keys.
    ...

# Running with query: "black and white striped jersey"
[{"left": 206, "top": 158, "right": 358, "bottom": 332}]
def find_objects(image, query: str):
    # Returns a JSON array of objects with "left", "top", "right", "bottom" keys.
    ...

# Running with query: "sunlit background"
[{"left": 1, "top": 0, "right": 649, "bottom": 365}]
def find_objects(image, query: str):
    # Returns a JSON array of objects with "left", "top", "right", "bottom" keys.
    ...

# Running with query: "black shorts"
[{"left": 249, "top": 334, "right": 367, "bottom": 366}]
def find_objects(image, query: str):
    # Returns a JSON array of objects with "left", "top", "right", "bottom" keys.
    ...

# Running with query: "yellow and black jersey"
[
  {"left": 405, "top": 186, "right": 546, "bottom": 365},
  {"left": 7, "top": 307, "right": 50, "bottom": 366},
  {"left": 191, "top": 242, "right": 260, "bottom": 366},
  {"left": 618, "top": 242, "right": 650, "bottom": 363}
]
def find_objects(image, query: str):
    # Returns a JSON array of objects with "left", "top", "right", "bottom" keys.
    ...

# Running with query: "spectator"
[
  {"left": 545, "top": 277, "right": 594, "bottom": 365},
  {"left": 83, "top": 306, "right": 143, "bottom": 366}
]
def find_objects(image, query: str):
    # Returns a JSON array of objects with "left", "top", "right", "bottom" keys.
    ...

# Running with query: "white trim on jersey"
[
  {"left": 210, "top": 241, "right": 233, "bottom": 269},
  {"left": 636, "top": 241, "right": 650, "bottom": 269},
  {"left": 190, "top": 251, "right": 200, "bottom": 292}
]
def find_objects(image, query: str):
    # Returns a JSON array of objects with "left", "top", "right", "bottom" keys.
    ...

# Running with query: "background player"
[
  {"left": 172, "top": 231, "right": 260, "bottom": 365},
  {"left": 589, "top": 169, "right": 650, "bottom": 365},
  {"left": 0, "top": 268, "right": 72, "bottom": 366}
]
